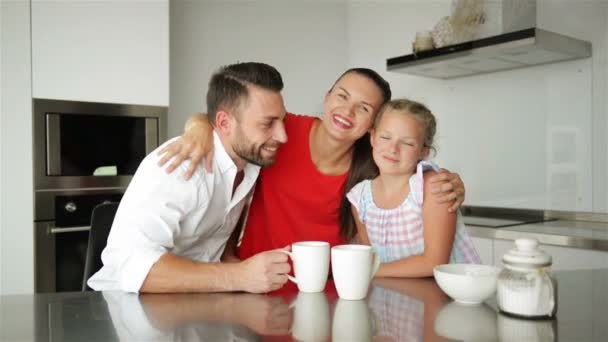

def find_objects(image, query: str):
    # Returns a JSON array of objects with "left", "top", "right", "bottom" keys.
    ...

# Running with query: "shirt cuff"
[{"left": 120, "top": 248, "right": 166, "bottom": 293}]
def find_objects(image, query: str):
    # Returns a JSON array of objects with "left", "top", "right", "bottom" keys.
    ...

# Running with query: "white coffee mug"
[
  {"left": 282, "top": 241, "right": 330, "bottom": 293},
  {"left": 332, "top": 299, "right": 374, "bottom": 341},
  {"left": 331, "top": 244, "right": 380, "bottom": 300},
  {"left": 290, "top": 292, "right": 330, "bottom": 341}
]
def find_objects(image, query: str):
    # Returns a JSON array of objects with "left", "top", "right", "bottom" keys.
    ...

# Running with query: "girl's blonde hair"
[{"left": 374, "top": 98, "right": 437, "bottom": 156}]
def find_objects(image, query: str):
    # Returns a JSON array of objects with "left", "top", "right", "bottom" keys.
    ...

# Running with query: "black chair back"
[{"left": 82, "top": 202, "right": 119, "bottom": 291}]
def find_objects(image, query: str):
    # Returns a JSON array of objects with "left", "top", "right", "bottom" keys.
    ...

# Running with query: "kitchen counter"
[
  {"left": 467, "top": 219, "right": 608, "bottom": 252},
  {"left": 2, "top": 269, "right": 607, "bottom": 341}
]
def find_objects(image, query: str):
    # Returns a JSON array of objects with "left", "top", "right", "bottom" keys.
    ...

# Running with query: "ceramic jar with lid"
[{"left": 496, "top": 238, "right": 557, "bottom": 319}]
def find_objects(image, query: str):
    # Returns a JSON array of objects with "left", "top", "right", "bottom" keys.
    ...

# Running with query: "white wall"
[
  {"left": 31, "top": 0, "right": 169, "bottom": 106},
  {"left": 169, "top": 0, "right": 348, "bottom": 137},
  {"left": 603, "top": 2, "right": 608, "bottom": 213},
  {"left": 1, "top": 0, "right": 34, "bottom": 295},
  {"left": 346, "top": 0, "right": 607, "bottom": 213},
  {"left": 537, "top": 0, "right": 607, "bottom": 214},
  {"left": 0, "top": 0, "right": 3, "bottom": 297},
  {"left": 171, "top": 1, "right": 608, "bottom": 213}
]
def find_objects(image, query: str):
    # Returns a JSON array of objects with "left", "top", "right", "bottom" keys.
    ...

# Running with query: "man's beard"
[{"left": 232, "top": 125, "right": 278, "bottom": 167}]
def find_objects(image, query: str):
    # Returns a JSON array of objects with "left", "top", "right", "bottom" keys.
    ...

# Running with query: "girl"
[{"left": 347, "top": 99, "right": 480, "bottom": 278}]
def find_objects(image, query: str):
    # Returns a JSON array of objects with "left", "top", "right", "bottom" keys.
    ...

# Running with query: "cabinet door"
[
  {"left": 470, "top": 236, "right": 494, "bottom": 265},
  {"left": 493, "top": 239, "right": 608, "bottom": 270},
  {"left": 31, "top": 0, "right": 168, "bottom": 106}
]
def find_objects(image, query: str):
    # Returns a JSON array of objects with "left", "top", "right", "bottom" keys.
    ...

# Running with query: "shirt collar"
[{"left": 213, "top": 131, "right": 261, "bottom": 177}]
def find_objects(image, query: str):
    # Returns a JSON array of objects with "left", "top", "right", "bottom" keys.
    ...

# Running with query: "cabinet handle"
[{"left": 50, "top": 226, "right": 90, "bottom": 234}]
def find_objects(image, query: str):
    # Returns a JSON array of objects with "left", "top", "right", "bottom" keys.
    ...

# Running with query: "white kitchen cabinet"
[
  {"left": 493, "top": 239, "right": 608, "bottom": 270},
  {"left": 31, "top": 0, "right": 168, "bottom": 106},
  {"left": 470, "top": 236, "right": 494, "bottom": 266},
  {"left": 1, "top": 0, "right": 35, "bottom": 296}
]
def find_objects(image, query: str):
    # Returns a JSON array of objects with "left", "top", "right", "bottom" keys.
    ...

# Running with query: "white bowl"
[{"left": 433, "top": 264, "right": 500, "bottom": 305}]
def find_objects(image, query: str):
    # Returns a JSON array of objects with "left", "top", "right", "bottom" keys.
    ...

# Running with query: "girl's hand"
[
  {"left": 157, "top": 114, "right": 214, "bottom": 179},
  {"left": 428, "top": 169, "right": 465, "bottom": 212}
]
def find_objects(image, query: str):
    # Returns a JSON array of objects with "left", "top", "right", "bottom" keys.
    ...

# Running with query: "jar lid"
[{"left": 502, "top": 238, "right": 552, "bottom": 267}]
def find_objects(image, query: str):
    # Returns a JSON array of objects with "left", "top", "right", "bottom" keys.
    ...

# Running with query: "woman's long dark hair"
[
  {"left": 339, "top": 132, "right": 379, "bottom": 240},
  {"left": 336, "top": 68, "right": 391, "bottom": 241}
]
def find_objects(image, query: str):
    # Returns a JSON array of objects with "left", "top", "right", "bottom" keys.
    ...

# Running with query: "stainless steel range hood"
[{"left": 387, "top": 28, "right": 592, "bottom": 79}]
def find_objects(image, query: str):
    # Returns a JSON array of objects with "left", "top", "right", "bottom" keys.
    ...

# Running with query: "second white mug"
[
  {"left": 331, "top": 244, "right": 380, "bottom": 300},
  {"left": 283, "top": 241, "right": 330, "bottom": 292}
]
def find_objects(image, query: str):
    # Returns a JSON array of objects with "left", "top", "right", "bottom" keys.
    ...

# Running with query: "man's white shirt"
[{"left": 88, "top": 132, "right": 260, "bottom": 292}]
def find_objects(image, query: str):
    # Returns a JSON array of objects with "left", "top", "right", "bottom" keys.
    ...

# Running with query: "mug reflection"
[
  {"left": 290, "top": 292, "right": 330, "bottom": 341},
  {"left": 332, "top": 299, "right": 373, "bottom": 342}
]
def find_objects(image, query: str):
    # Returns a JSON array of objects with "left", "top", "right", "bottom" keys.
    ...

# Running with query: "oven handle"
[{"left": 49, "top": 226, "right": 91, "bottom": 234}]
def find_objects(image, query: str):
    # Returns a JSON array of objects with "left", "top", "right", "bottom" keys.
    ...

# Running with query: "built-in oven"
[
  {"left": 33, "top": 99, "right": 167, "bottom": 293},
  {"left": 35, "top": 190, "right": 124, "bottom": 292}
]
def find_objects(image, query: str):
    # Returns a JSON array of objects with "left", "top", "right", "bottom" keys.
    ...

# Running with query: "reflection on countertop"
[{"left": 2, "top": 269, "right": 607, "bottom": 342}]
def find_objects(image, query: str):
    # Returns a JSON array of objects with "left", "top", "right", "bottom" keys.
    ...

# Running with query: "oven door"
[
  {"left": 35, "top": 221, "right": 90, "bottom": 293},
  {"left": 35, "top": 191, "right": 123, "bottom": 293}
]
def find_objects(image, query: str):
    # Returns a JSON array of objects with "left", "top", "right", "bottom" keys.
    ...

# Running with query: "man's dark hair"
[
  {"left": 335, "top": 68, "right": 391, "bottom": 241},
  {"left": 206, "top": 62, "right": 284, "bottom": 125}
]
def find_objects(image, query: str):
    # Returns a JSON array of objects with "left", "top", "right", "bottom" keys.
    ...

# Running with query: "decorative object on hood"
[
  {"left": 431, "top": 0, "right": 535, "bottom": 48},
  {"left": 431, "top": 0, "right": 486, "bottom": 48},
  {"left": 413, "top": 30, "right": 435, "bottom": 53}
]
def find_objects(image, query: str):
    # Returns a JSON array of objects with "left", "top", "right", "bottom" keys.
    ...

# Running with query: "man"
[{"left": 88, "top": 62, "right": 291, "bottom": 293}]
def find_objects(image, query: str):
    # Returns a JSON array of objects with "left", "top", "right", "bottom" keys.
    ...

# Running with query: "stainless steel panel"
[
  {"left": 467, "top": 225, "right": 608, "bottom": 252},
  {"left": 50, "top": 226, "right": 90, "bottom": 234},
  {"left": 35, "top": 221, "right": 56, "bottom": 293},
  {"left": 145, "top": 118, "right": 159, "bottom": 153},
  {"left": 462, "top": 216, "right": 526, "bottom": 228},
  {"left": 45, "top": 114, "right": 61, "bottom": 176},
  {"left": 462, "top": 205, "right": 608, "bottom": 225},
  {"left": 544, "top": 210, "right": 608, "bottom": 224},
  {"left": 461, "top": 205, "right": 546, "bottom": 220},
  {"left": 462, "top": 206, "right": 608, "bottom": 251},
  {"left": 35, "top": 188, "right": 126, "bottom": 221}
]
